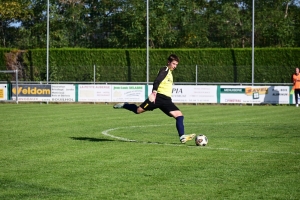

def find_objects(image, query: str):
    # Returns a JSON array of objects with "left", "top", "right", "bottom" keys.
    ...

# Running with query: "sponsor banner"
[
  {"left": 264, "top": 86, "right": 289, "bottom": 104},
  {"left": 111, "top": 85, "right": 145, "bottom": 102},
  {"left": 12, "top": 84, "right": 75, "bottom": 102},
  {"left": 220, "top": 86, "right": 290, "bottom": 104},
  {"left": 148, "top": 85, "right": 217, "bottom": 103},
  {"left": 50, "top": 84, "right": 75, "bottom": 102},
  {"left": 78, "top": 85, "right": 112, "bottom": 102},
  {"left": 221, "top": 88, "right": 245, "bottom": 93},
  {"left": 0, "top": 84, "right": 7, "bottom": 100},
  {"left": 172, "top": 85, "right": 217, "bottom": 103},
  {"left": 4, "top": 84, "right": 293, "bottom": 104},
  {"left": 12, "top": 84, "right": 51, "bottom": 97}
]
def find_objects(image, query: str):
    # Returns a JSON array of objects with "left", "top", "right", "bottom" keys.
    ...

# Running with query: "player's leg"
[
  {"left": 113, "top": 99, "right": 156, "bottom": 114},
  {"left": 138, "top": 99, "right": 158, "bottom": 113},
  {"left": 159, "top": 101, "right": 195, "bottom": 143},
  {"left": 295, "top": 89, "right": 300, "bottom": 107},
  {"left": 113, "top": 102, "right": 141, "bottom": 114}
]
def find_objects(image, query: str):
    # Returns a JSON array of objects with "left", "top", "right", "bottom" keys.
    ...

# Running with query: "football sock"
[
  {"left": 123, "top": 103, "right": 138, "bottom": 114},
  {"left": 176, "top": 116, "right": 184, "bottom": 137}
]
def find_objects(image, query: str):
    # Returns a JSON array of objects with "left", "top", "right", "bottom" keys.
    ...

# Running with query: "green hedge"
[{"left": 1, "top": 48, "right": 299, "bottom": 83}]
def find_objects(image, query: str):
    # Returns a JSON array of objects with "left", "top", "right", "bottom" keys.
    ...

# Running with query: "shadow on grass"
[
  {"left": 70, "top": 137, "right": 192, "bottom": 146},
  {"left": 0, "top": 178, "right": 75, "bottom": 199},
  {"left": 70, "top": 137, "right": 114, "bottom": 142}
]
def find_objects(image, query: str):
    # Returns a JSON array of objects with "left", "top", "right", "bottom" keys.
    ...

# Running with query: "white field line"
[{"left": 101, "top": 125, "right": 300, "bottom": 155}]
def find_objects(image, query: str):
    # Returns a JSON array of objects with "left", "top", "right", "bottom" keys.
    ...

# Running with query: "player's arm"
[
  {"left": 149, "top": 67, "right": 168, "bottom": 102},
  {"left": 152, "top": 67, "right": 168, "bottom": 91}
]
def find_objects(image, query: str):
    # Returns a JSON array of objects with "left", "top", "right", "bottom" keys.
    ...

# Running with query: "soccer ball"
[{"left": 195, "top": 134, "right": 208, "bottom": 146}]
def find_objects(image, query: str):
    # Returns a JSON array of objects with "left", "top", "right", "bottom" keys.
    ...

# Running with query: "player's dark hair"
[{"left": 168, "top": 54, "right": 179, "bottom": 63}]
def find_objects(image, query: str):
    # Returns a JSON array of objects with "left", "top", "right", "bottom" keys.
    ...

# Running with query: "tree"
[
  {"left": 254, "top": 0, "right": 296, "bottom": 47},
  {"left": 0, "top": 0, "right": 32, "bottom": 47},
  {"left": 1, "top": 0, "right": 300, "bottom": 49}
]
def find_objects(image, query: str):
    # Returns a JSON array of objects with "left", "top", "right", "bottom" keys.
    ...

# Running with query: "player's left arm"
[
  {"left": 149, "top": 67, "right": 168, "bottom": 102},
  {"left": 152, "top": 67, "right": 168, "bottom": 91}
]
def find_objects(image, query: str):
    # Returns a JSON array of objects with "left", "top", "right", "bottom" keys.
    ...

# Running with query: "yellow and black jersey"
[{"left": 152, "top": 66, "right": 173, "bottom": 97}]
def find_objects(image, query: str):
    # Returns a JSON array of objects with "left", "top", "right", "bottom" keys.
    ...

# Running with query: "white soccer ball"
[{"left": 195, "top": 134, "right": 208, "bottom": 146}]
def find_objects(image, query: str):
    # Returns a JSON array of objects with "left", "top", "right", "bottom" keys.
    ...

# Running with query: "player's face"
[
  {"left": 168, "top": 60, "right": 179, "bottom": 71},
  {"left": 296, "top": 68, "right": 299, "bottom": 75}
]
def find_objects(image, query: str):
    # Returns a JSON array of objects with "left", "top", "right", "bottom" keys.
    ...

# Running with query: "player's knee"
[
  {"left": 170, "top": 110, "right": 183, "bottom": 118},
  {"left": 136, "top": 107, "right": 145, "bottom": 114}
]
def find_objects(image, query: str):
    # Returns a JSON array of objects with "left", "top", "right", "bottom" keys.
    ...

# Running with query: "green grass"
[{"left": 0, "top": 103, "right": 299, "bottom": 200}]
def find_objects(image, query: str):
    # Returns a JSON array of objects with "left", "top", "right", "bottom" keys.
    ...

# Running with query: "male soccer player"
[{"left": 113, "top": 54, "right": 195, "bottom": 143}]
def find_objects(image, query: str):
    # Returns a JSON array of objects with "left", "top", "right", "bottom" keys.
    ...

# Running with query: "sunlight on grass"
[{"left": 0, "top": 104, "right": 299, "bottom": 199}]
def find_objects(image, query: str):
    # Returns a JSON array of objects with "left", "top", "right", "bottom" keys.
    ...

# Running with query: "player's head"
[
  {"left": 168, "top": 54, "right": 179, "bottom": 63},
  {"left": 167, "top": 54, "right": 179, "bottom": 71},
  {"left": 296, "top": 67, "right": 299, "bottom": 75}
]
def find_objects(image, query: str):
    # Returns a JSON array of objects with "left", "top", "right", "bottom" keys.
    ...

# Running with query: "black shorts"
[{"left": 139, "top": 93, "right": 179, "bottom": 117}]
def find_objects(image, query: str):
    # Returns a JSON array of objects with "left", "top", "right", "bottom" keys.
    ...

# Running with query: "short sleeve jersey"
[{"left": 292, "top": 73, "right": 300, "bottom": 89}]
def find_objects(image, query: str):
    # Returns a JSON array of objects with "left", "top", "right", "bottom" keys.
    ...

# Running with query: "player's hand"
[{"left": 148, "top": 91, "right": 157, "bottom": 103}]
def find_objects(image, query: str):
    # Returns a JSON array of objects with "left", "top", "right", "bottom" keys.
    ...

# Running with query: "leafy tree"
[
  {"left": 147, "top": 0, "right": 210, "bottom": 48},
  {"left": 254, "top": 0, "right": 296, "bottom": 47},
  {"left": 1, "top": 0, "right": 300, "bottom": 48},
  {"left": 0, "top": 0, "right": 32, "bottom": 47}
]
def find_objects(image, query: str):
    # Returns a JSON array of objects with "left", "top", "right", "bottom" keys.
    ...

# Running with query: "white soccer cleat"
[
  {"left": 296, "top": 104, "right": 299, "bottom": 107},
  {"left": 113, "top": 102, "right": 127, "bottom": 109},
  {"left": 180, "top": 134, "right": 196, "bottom": 144}
]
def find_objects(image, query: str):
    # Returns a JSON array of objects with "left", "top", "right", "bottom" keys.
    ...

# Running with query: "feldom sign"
[{"left": 11, "top": 84, "right": 75, "bottom": 102}]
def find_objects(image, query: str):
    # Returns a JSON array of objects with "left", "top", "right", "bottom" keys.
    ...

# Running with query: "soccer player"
[
  {"left": 292, "top": 67, "right": 300, "bottom": 107},
  {"left": 113, "top": 54, "right": 195, "bottom": 143}
]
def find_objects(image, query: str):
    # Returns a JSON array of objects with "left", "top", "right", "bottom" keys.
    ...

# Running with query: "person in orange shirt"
[{"left": 292, "top": 67, "right": 300, "bottom": 107}]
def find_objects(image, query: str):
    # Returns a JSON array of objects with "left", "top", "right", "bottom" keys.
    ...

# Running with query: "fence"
[{"left": 0, "top": 83, "right": 297, "bottom": 105}]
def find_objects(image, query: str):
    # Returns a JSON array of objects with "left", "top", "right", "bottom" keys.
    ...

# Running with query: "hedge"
[{"left": 0, "top": 48, "right": 299, "bottom": 83}]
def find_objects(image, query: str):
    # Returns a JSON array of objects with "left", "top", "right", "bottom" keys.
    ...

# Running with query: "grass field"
[{"left": 0, "top": 103, "right": 299, "bottom": 200}]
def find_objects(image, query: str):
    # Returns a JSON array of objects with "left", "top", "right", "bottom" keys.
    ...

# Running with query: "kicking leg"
[{"left": 113, "top": 102, "right": 145, "bottom": 114}]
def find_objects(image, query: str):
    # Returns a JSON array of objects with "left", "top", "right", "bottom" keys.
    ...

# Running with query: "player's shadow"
[
  {"left": 70, "top": 137, "right": 114, "bottom": 142},
  {"left": 70, "top": 137, "right": 192, "bottom": 146}
]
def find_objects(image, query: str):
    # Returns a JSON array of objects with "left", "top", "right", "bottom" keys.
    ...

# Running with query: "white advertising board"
[
  {"left": 220, "top": 86, "right": 290, "bottom": 104},
  {"left": 0, "top": 84, "right": 7, "bottom": 100},
  {"left": 111, "top": 85, "right": 145, "bottom": 102},
  {"left": 50, "top": 84, "right": 75, "bottom": 102},
  {"left": 172, "top": 85, "right": 218, "bottom": 103},
  {"left": 4, "top": 84, "right": 294, "bottom": 104},
  {"left": 78, "top": 85, "right": 111, "bottom": 102},
  {"left": 148, "top": 85, "right": 218, "bottom": 103}
]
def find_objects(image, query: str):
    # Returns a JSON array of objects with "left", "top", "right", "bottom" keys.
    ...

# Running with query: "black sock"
[{"left": 123, "top": 104, "right": 138, "bottom": 114}]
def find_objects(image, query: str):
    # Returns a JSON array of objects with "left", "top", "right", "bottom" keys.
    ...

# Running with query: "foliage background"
[
  {"left": 1, "top": 0, "right": 300, "bottom": 49},
  {"left": 1, "top": 1, "right": 300, "bottom": 83}
]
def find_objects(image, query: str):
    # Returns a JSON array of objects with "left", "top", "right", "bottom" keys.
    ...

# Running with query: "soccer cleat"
[
  {"left": 296, "top": 104, "right": 299, "bottom": 107},
  {"left": 180, "top": 134, "right": 196, "bottom": 144},
  {"left": 113, "top": 102, "right": 127, "bottom": 109}
]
